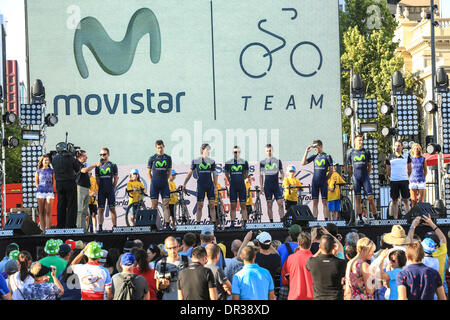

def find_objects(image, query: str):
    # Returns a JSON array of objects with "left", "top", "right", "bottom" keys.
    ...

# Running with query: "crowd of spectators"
[{"left": 0, "top": 214, "right": 448, "bottom": 300}]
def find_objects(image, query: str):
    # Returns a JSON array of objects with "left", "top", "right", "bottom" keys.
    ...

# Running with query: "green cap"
[
  {"left": 85, "top": 242, "right": 103, "bottom": 259},
  {"left": 288, "top": 224, "right": 302, "bottom": 234},
  {"left": 44, "top": 239, "right": 60, "bottom": 255},
  {"left": 8, "top": 250, "right": 19, "bottom": 261}
]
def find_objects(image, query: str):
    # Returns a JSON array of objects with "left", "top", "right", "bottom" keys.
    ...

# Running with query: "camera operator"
[
  {"left": 75, "top": 150, "right": 100, "bottom": 232},
  {"left": 154, "top": 237, "right": 190, "bottom": 300},
  {"left": 51, "top": 142, "right": 79, "bottom": 228}
]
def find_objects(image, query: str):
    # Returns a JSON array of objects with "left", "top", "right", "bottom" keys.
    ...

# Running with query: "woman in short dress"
[
  {"left": 409, "top": 143, "right": 427, "bottom": 208},
  {"left": 35, "top": 155, "right": 55, "bottom": 232}
]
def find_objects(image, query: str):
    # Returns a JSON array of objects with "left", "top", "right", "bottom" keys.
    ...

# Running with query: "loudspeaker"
[
  {"left": 404, "top": 203, "right": 439, "bottom": 224},
  {"left": 134, "top": 209, "right": 158, "bottom": 230},
  {"left": 287, "top": 205, "right": 316, "bottom": 226},
  {"left": 4, "top": 213, "right": 42, "bottom": 235}
]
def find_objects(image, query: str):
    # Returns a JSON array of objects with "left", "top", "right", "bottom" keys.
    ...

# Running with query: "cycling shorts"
[
  {"left": 197, "top": 183, "right": 215, "bottom": 202},
  {"left": 230, "top": 182, "right": 246, "bottom": 203},
  {"left": 98, "top": 189, "right": 116, "bottom": 208},
  {"left": 352, "top": 176, "right": 373, "bottom": 196},
  {"left": 264, "top": 183, "right": 283, "bottom": 201},
  {"left": 150, "top": 180, "right": 170, "bottom": 200},
  {"left": 311, "top": 179, "right": 328, "bottom": 200}
]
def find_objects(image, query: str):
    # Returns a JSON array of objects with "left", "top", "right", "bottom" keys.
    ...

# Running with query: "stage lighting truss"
[
  {"left": 445, "top": 178, "right": 450, "bottom": 215},
  {"left": 20, "top": 104, "right": 43, "bottom": 126},
  {"left": 394, "top": 95, "right": 419, "bottom": 137},
  {"left": 439, "top": 92, "right": 450, "bottom": 154},
  {"left": 21, "top": 145, "right": 43, "bottom": 208},
  {"left": 364, "top": 139, "right": 380, "bottom": 200},
  {"left": 356, "top": 98, "right": 378, "bottom": 119}
]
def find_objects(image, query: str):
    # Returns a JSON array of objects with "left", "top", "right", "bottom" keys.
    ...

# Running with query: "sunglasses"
[{"left": 99, "top": 153, "right": 107, "bottom": 156}]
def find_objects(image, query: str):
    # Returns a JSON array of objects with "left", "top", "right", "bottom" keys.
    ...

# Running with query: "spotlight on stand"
[
  {"left": 344, "top": 106, "right": 354, "bottom": 118},
  {"left": 381, "top": 126, "right": 396, "bottom": 137},
  {"left": 44, "top": 113, "right": 58, "bottom": 127},
  {"left": 2, "top": 136, "right": 19, "bottom": 148},
  {"left": 391, "top": 71, "right": 405, "bottom": 95},
  {"left": 435, "top": 67, "right": 449, "bottom": 93},
  {"left": 351, "top": 74, "right": 365, "bottom": 98},
  {"left": 426, "top": 143, "right": 441, "bottom": 155},
  {"left": 3, "top": 112, "right": 18, "bottom": 125},
  {"left": 424, "top": 100, "right": 438, "bottom": 114},
  {"left": 31, "top": 79, "right": 45, "bottom": 104},
  {"left": 380, "top": 102, "right": 393, "bottom": 116}
]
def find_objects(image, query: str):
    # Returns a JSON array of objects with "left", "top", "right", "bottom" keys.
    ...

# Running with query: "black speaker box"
[
  {"left": 287, "top": 205, "right": 316, "bottom": 226},
  {"left": 4, "top": 213, "right": 42, "bottom": 235},
  {"left": 404, "top": 203, "right": 439, "bottom": 224},
  {"left": 135, "top": 209, "right": 158, "bottom": 229}
]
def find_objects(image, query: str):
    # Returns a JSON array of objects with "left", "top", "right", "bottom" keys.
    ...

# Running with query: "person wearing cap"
[
  {"left": 282, "top": 165, "right": 302, "bottom": 213},
  {"left": 22, "top": 262, "right": 64, "bottom": 300},
  {"left": 71, "top": 241, "right": 113, "bottom": 300},
  {"left": 301, "top": 140, "right": 333, "bottom": 220},
  {"left": 200, "top": 225, "right": 226, "bottom": 269},
  {"left": 224, "top": 145, "right": 249, "bottom": 229},
  {"left": 421, "top": 238, "right": 440, "bottom": 272},
  {"left": 76, "top": 150, "right": 101, "bottom": 232},
  {"left": 65, "top": 239, "right": 76, "bottom": 251},
  {"left": 111, "top": 253, "right": 149, "bottom": 300},
  {"left": 88, "top": 170, "right": 99, "bottom": 233},
  {"left": 39, "top": 239, "right": 68, "bottom": 283},
  {"left": 0, "top": 243, "right": 19, "bottom": 274},
  {"left": 168, "top": 169, "right": 180, "bottom": 226},
  {"left": 59, "top": 244, "right": 73, "bottom": 263},
  {"left": 253, "top": 232, "right": 281, "bottom": 286},
  {"left": 327, "top": 162, "right": 345, "bottom": 221},
  {"left": 126, "top": 169, "right": 146, "bottom": 227}
]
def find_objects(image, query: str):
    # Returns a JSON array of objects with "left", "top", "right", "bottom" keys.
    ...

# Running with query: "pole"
[{"left": 0, "top": 22, "right": 6, "bottom": 227}]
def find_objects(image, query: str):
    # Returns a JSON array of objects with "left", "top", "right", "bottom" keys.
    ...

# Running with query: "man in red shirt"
[{"left": 281, "top": 232, "right": 313, "bottom": 300}]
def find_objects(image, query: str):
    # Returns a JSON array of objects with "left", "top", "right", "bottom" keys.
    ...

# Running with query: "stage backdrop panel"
[{"left": 27, "top": 0, "right": 341, "bottom": 226}]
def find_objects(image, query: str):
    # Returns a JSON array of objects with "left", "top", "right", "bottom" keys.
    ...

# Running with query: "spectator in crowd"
[
  {"left": 310, "top": 227, "right": 324, "bottom": 255},
  {"left": 59, "top": 244, "right": 73, "bottom": 264},
  {"left": 377, "top": 249, "right": 407, "bottom": 300},
  {"left": 232, "top": 246, "right": 275, "bottom": 300},
  {"left": 71, "top": 242, "right": 113, "bottom": 300},
  {"left": 200, "top": 225, "right": 225, "bottom": 269},
  {"left": 58, "top": 249, "right": 83, "bottom": 301},
  {"left": 98, "top": 250, "right": 108, "bottom": 267},
  {"left": 306, "top": 234, "right": 347, "bottom": 300},
  {"left": 345, "top": 231, "right": 359, "bottom": 247},
  {"left": 0, "top": 274, "right": 11, "bottom": 300},
  {"left": 8, "top": 251, "right": 34, "bottom": 300},
  {"left": 111, "top": 253, "right": 149, "bottom": 300},
  {"left": 133, "top": 248, "right": 157, "bottom": 300},
  {"left": 345, "top": 244, "right": 357, "bottom": 261},
  {"left": 205, "top": 244, "right": 232, "bottom": 300},
  {"left": 397, "top": 242, "right": 446, "bottom": 300},
  {"left": 154, "top": 236, "right": 190, "bottom": 300},
  {"left": 344, "top": 237, "right": 376, "bottom": 300},
  {"left": 281, "top": 232, "right": 313, "bottom": 300},
  {"left": 254, "top": 232, "right": 281, "bottom": 287},
  {"left": 5, "top": 260, "right": 19, "bottom": 281},
  {"left": 39, "top": 239, "right": 68, "bottom": 283},
  {"left": 314, "top": 226, "right": 344, "bottom": 259},
  {"left": 224, "top": 239, "right": 243, "bottom": 284},
  {"left": 117, "top": 240, "right": 138, "bottom": 273},
  {"left": 177, "top": 246, "right": 218, "bottom": 300},
  {"left": 23, "top": 262, "right": 64, "bottom": 300},
  {"left": 147, "top": 244, "right": 162, "bottom": 269},
  {"left": 104, "top": 247, "right": 120, "bottom": 276},
  {"left": 421, "top": 238, "right": 440, "bottom": 272},
  {"left": 179, "top": 232, "right": 196, "bottom": 257},
  {"left": 0, "top": 243, "right": 19, "bottom": 273},
  {"left": 35, "top": 155, "right": 55, "bottom": 232},
  {"left": 134, "top": 239, "right": 144, "bottom": 249},
  {"left": 278, "top": 225, "right": 301, "bottom": 268}
]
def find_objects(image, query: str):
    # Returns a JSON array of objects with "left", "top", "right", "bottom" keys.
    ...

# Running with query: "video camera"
[{"left": 47, "top": 133, "right": 81, "bottom": 161}]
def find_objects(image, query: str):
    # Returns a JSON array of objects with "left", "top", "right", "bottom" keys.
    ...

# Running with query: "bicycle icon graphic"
[{"left": 239, "top": 8, "right": 323, "bottom": 79}]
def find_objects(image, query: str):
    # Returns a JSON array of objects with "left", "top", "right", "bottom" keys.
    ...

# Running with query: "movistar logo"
[
  {"left": 199, "top": 163, "right": 211, "bottom": 170},
  {"left": 155, "top": 160, "right": 167, "bottom": 168},
  {"left": 74, "top": 8, "right": 161, "bottom": 79},
  {"left": 354, "top": 154, "right": 366, "bottom": 161},
  {"left": 231, "top": 165, "right": 243, "bottom": 172},
  {"left": 100, "top": 167, "right": 111, "bottom": 175},
  {"left": 315, "top": 159, "right": 326, "bottom": 166},
  {"left": 265, "top": 163, "right": 277, "bottom": 170}
]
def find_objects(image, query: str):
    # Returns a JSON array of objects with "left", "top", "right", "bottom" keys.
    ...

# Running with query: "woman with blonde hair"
[
  {"left": 409, "top": 143, "right": 427, "bottom": 207},
  {"left": 35, "top": 155, "right": 55, "bottom": 232},
  {"left": 344, "top": 237, "right": 376, "bottom": 300}
]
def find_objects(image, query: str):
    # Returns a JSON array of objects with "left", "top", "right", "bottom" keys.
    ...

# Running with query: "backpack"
[{"left": 116, "top": 274, "right": 138, "bottom": 300}]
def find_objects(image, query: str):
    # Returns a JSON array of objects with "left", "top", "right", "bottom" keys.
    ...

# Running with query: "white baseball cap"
[{"left": 256, "top": 232, "right": 272, "bottom": 245}]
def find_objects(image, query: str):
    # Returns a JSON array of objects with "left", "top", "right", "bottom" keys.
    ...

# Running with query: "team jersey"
[
  {"left": 245, "top": 181, "right": 253, "bottom": 206},
  {"left": 386, "top": 154, "right": 411, "bottom": 181},
  {"left": 327, "top": 172, "right": 345, "bottom": 201},
  {"left": 346, "top": 148, "right": 371, "bottom": 180},
  {"left": 71, "top": 262, "right": 112, "bottom": 300},
  {"left": 306, "top": 152, "right": 333, "bottom": 183},
  {"left": 95, "top": 161, "right": 118, "bottom": 190},
  {"left": 89, "top": 176, "right": 98, "bottom": 205},
  {"left": 169, "top": 181, "right": 178, "bottom": 205},
  {"left": 127, "top": 180, "right": 145, "bottom": 204},
  {"left": 191, "top": 157, "right": 216, "bottom": 185},
  {"left": 147, "top": 154, "right": 172, "bottom": 181},
  {"left": 260, "top": 157, "right": 282, "bottom": 185},
  {"left": 282, "top": 177, "right": 302, "bottom": 202},
  {"left": 225, "top": 158, "right": 249, "bottom": 185}
]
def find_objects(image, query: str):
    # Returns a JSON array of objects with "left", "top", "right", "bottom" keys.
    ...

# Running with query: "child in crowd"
[
  {"left": 378, "top": 249, "right": 407, "bottom": 300},
  {"left": 327, "top": 163, "right": 345, "bottom": 220},
  {"left": 168, "top": 170, "right": 179, "bottom": 227},
  {"left": 282, "top": 166, "right": 302, "bottom": 213},
  {"left": 126, "top": 169, "right": 146, "bottom": 227},
  {"left": 88, "top": 172, "right": 98, "bottom": 233}
]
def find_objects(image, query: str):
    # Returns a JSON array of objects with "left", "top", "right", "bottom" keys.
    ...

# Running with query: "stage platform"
[{"left": 1, "top": 220, "right": 449, "bottom": 260}]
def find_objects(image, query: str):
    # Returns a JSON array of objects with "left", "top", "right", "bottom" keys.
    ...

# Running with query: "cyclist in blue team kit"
[
  {"left": 301, "top": 140, "right": 333, "bottom": 220},
  {"left": 346, "top": 135, "right": 377, "bottom": 225},
  {"left": 183, "top": 144, "right": 218, "bottom": 225},
  {"left": 147, "top": 140, "right": 172, "bottom": 230},
  {"left": 225, "top": 146, "right": 249, "bottom": 229},
  {"left": 259, "top": 144, "right": 285, "bottom": 222},
  {"left": 95, "top": 147, "right": 118, "bottom": 232}
]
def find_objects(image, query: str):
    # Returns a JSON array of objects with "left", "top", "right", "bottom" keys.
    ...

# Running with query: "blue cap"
[
  {"left": 130, "top": 169, "right": 139, "bottom": 175},
  {"left": 171, "top": 169, "right": 177, "bottom": 175},
  {"left": 288, "top": 166, "right": 296, "bottom": 172},
  {"left": 120, "top": 253, "right": 136, "bottom": 266},
  {"left": 422, "top": 238, "right": 437, "bottom": 254}
]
